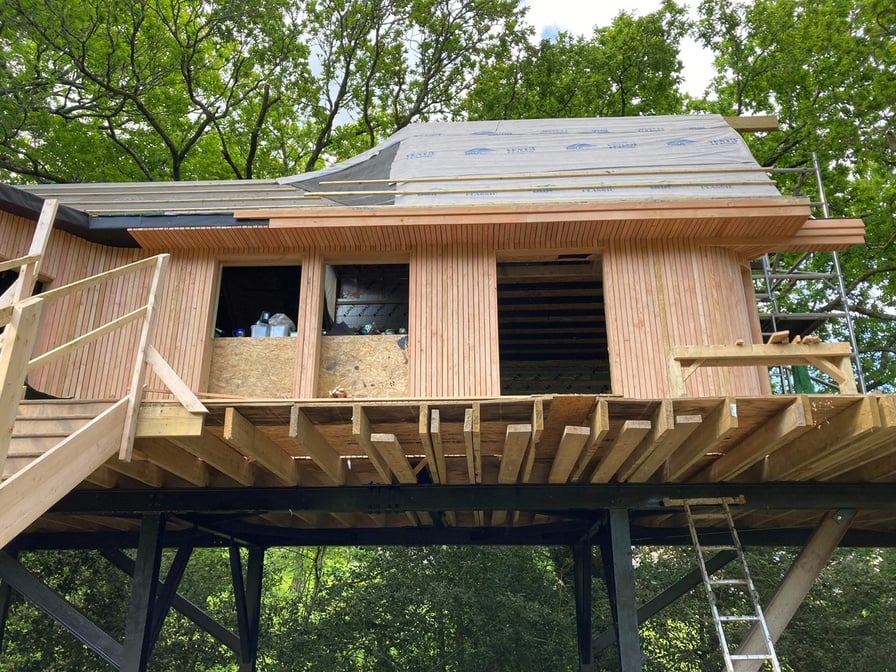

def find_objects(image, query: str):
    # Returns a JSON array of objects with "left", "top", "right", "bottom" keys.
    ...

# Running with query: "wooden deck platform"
[{"left": 8, "top": 393, "right": 896, "bottom": 545}]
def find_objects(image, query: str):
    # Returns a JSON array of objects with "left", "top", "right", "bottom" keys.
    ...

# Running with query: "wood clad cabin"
[{"left": 0, "top": 114, "right": 890, "bottom": 671}]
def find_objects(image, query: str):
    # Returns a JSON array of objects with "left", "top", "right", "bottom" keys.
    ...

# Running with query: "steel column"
[
  {"left": 573, "top": 542, "right": 593, "bottom": 671},
  {"left": 122, "top": 515, "right": 165, "bottom": 672},
  {"left": 603, "top": 509, "right": 642, "bottom": 671},
  {"left": 148, "top": 542, "right": 194, "bottom": 651},
  {"left": 0, "top": 550, "right": 16, "bottom": 653},
  {"left": 230, "top": 545, "right": 265, "bottom": 672}
]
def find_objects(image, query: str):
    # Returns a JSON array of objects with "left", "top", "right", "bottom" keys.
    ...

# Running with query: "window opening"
[
  {"left": 323, "top": 264, "right": 409, "bottom": 335},
  {"left": 215, "top": 265, "right": 301, "bottom": 337}
]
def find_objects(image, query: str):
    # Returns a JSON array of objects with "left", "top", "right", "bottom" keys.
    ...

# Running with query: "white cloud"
[{"left": 521, "top": 0, "right": 715, "bottom": 97}]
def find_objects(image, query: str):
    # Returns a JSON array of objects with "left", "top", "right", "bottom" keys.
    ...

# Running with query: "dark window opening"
[
  {"left": 0, "top": 270, "right": 45, "bottom": 296},
  {"left": 323, "top": 264, "right": 409, "bottom": 335},
  {"left": 498, "top": 260, "right": 609, "bottom": 394},
  {"left": 215, "top": 265, "right": 301, "bottom": 337}
]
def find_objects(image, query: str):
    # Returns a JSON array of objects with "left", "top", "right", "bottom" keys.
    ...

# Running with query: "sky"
[{"left": 522, "top": 0, "right": 715, "bottom": 97}]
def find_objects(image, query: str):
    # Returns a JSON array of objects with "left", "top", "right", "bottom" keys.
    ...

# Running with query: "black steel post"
[
  {"left": 122, "top": 515, "right": 165, "bottom": 672},
  {"left": 573, "top": 542, "right": 593, "bottom": 671},
  {"left": 230, "top": 545, "right": 265, "bottom": 672},
  {"left": 148, "top": 542, "right": 194, "bottom": 651},
  {"left": 606, "top": 509, "right": 642, "bottom": 672}
]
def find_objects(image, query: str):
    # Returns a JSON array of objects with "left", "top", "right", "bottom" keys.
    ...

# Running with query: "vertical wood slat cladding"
[
  {"left": 1, "top": 212, "right": 146, "bottom": 399},
  {"left": 604, "top": 239, "right": 766, "bottom": 398},
  {"left": 295, "top": 250, "right": 325, "bottom": 397},
  {"left": 409, "top": 244, "right": 499, "bottom": 397}
]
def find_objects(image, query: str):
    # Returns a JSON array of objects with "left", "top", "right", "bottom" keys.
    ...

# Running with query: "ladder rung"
[
  {"left": 730, "top": 654, "right": 774, "bottom": 661},
  {"left": 718, "top": 615, "right": 760, "bottom": 622},
  {"left": 699, "top": 545, "right": 737, "bottom": 552},
  {"left": 710, "top": 578, "right": 748, "bottom": 585}
]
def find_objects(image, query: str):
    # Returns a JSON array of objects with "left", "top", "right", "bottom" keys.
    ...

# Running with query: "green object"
[{"left": 792, "top": 365, "right": 816, "bottom": 393}]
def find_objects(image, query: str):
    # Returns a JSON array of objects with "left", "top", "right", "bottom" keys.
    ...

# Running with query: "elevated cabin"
[{"left": 0, "top": 115, "right": 890, "bottom": 672}]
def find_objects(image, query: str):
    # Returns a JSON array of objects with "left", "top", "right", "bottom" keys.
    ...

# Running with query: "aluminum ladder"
[{"left": 681, "top": 498, "right": 782, "bottom": 672}]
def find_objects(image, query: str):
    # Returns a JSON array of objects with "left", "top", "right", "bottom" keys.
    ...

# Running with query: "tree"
[{"left": 464, "top": 0, "right": 690, "bottom": 121}]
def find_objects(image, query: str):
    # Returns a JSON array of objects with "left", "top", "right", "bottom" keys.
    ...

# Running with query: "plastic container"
[
  {"left": 269, "top": 325, "right": 289, "bottom": 337},
  {"left": 251, "top": 324, "right": 270, "bottom": 337}
]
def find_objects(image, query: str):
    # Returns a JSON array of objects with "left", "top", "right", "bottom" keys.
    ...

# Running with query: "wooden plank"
[
  {"left": 497, "top": 424, "right": 533, "bottom": 484},
  {"left": 591, "top": 420, "right": 652, "bottom": 483},
  {"left": 104, "top": 457, "right": 166, "bottom": 488},
  {"left": 170, "top": 433, "right": 255, "bottom": 486},
  {"left": 0, "top": 299, "right": 43, "bottom": 469},
  {"left": 672, "top": 343, "right": 853, "bottom": 365},
  {"left": 0, "top": 398, "right": 127, "bottom": 549},
  {"left": 223, "top": 408, "right": 300, "bottom": 485},
  {"left": 289, "top": 406, "right": 346, "bottom": 485},
  {"left": 135, "top": 404, "right": 204, "bottom": 437},
  {"left": 667, "top": 400, "right": 738, "bottom": 480},
  {"left": 814, "top": 396, "right": 896, "bottom": 480},
  {"left": 570, "top": 399, "right": 610, "bottom": 481},
  {"left": 136, "top": 439, "right": 209, "bottom": 486},
  {"left": 370, "top": 434, "right": 416, "bottom": 483},
  {"left": 762, "top": 397, "right": 880, "bottom": 482},
  {"left": 623, "top": 414, "right": 702, "bottom": 482},
  {"left": 11, "top": 199, "right": 56, "bottom": 304},
  {"left": 0, "top": 254, "right": 41, "bottom": 275},
  {"left": 724, "top": 115, "right": 779, "bottom": 132},
  {"left": 519, "top": 398, "right": 544, "bottom": 483},
  {"left": 548, "top": 426, "right": 592, "bottom": 483},
  {"left": 693, "top": 397, "right": 813, "bottom": 482},
  {"left": 463, "top": 404, "right": 482, "bottom": 484},
  {"left": 417, "top": 404, "right": 441, "bottom": 484},
  {"left": 429, "top": 408, "right": 448, "bottom": 484},
  {"left": 352, "top": 405, "right": 392, "bottom": 484}
]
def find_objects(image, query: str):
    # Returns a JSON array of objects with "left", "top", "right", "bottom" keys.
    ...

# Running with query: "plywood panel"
[
  {"left": 605, "top": 239, "right": 766, "bottom": 398},
  {"left": 409, "top": 244, "right": 499, "bottom": 397},
  {"left": 208, "top": 338, "right": 298, "bottom": 398},
  {"left": 317, "top": 335, "right": 409, "bottom": 398}
]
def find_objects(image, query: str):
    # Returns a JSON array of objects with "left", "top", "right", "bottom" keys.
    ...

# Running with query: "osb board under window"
[
  {"left": 317, "top": 335, "right": 409, "bottom": 398},
  {"left": 209, "top": 338, "right": 298, "bottom": 398}
]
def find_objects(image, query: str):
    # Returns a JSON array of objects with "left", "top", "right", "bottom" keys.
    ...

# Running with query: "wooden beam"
[
  {"left": 463, "top": 404, "right": 482, "bottom": 484},
  {"left": 135, "top": 439, "right": 209, "bottom": 487},
  {"left": 0, "top": 399, "right": 127, "bottom": 549},
  {"left": 725, "top": 115, "right": 779, "bottom": 133},
  {"left": 145, "top": 346, "right": 208, "bottom": 413},
  {"left": 591, "top": 420, "right": 652, "bottom": 483},
  {"left": 519, "top": 398, "right": 544, "bottom": 483},
  {"left": 570, "top": 399, "right": 610, "bottom": 481},
  {"left": 289, "top": 406, "right": 346, "bottom": 485},
  {"left": 170, "top": 434, "right": 255, "bottom": 486},
  {"left": 223, "top": 408, "right": 299, "bottom": 486},
  {"left": 615, "top": 401, "right": 674, "bottom": 482},
  {"left": 11, "top": 199, "right": 57, "bottom": 304},
  {"left": 667, "top": 400, "right": 738, "bottom": 480},
  {"left": 416, "top": 404, "right": 442, "bottom": 484},
  {"left": 370, "top": 434, "right": 416, "bottom": 484},
  {"left": 429, "top": 409, "right": 446, "bottom": 483},
  {"left": 497, "top": 424, "right": 533, "bottom": 484},
  {"left": 814, "top": 396, "right": 896, "bottom": 480},
  {"left": 135, "top": 404, "right": 204, "bottom": 438},
  {"left": 693, "top": 397, "right": 813, "bottom": 482},
  {"left": 353, "top": 405, "right": 391, "bottom": 484},
  {"left": 104, "top": 457, "right": 166, "bottom": 488},
  {"left": 733, "top": 510, "right": 854, "bottom": 672},
  {"left": 549, "top": 426, "right": 592, "bottom": 484},
  {"left": 762, "top": 397, "right": 880, "bottom": 482}
]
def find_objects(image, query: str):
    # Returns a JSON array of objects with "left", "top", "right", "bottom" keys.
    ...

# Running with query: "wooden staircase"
[{"left": 0, "top": 199, "right": 206, "bottom": 549}]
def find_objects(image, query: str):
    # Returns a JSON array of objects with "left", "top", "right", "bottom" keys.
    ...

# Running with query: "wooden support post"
[
  {"left": 0, "top": 551, "right": 122, "bottom": 667},
  {"left": 354, "top": 405, "right": 392, "bottom": 484},
  {"left": 9, "top": 199, "right": 57, "bottom": 305},
  {"left": 290, "top": 406, "right": 346, "bottom": 485},
  {"left": 121, "top": 254, "right": 170, "bottom": 460},
  {"left": 573, "top": 541, "right": 593, "bottom": 671},
  {"left": 0, "top": 298, "right": 42, "bottom": 471},
  {"left": 571, "top": 400, "right": 609, "bottom": 481},
  {"left": 733, "top": 510, "right": 855, "bottom": 672},
  {"left": 122, "top": 515, "right": 165, "bottom": 672},
  {"left": 550, "top": 426, "right": 592, "bottom": 484},
  {"left": 295, "top": 251, "right": 325, "bottom": 398},
  {"left": 463, "top": 404, "right": 482, "bottom": 484},
  {"left": 602, "top": 509, "right": 643, "bottom": 672}
]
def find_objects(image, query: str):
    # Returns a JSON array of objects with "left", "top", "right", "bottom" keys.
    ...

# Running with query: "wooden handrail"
[
  {"left": 35, "top": 255, "right": 160, "bottom": 303},
  {"left": 0, "top": 254, "right": 41, "bottom": 274}
]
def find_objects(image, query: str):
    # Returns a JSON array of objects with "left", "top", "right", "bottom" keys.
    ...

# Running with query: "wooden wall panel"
[
  {"left": 295, "top": 250, "right": 324, "bottom": 397},
  {"left": 409, "top": 244, "right": 500, "bottom": 397},
  {"left": 604, "top": 239, "right": 766, "bottom": 398}
]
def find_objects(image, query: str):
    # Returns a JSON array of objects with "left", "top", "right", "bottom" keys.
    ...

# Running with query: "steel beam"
[
  {"left": 148, "top": 542, "right": 193, "bottom": 651},
  {"left": 604, "top": 509, "right": 642, "bottom": 671},
  {"left": 593, "top": 551, "right": 737, "bottom": 654},
  {"left": 0, "top": 551, "right": 122, "bottom": 667},
  {"left": 573, "top": 542, "right": 593, "bottom": 671},
  {"left": 51, "top": 483, "right": 896, "bottom": 516},
  {"left": 122, "top": 515, "right": 165, "bottom": 672}
]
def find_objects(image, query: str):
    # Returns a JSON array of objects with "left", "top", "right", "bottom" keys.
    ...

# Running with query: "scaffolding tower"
[{"left": 754, "top": 152, "right": 867, "bottom": 394}]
